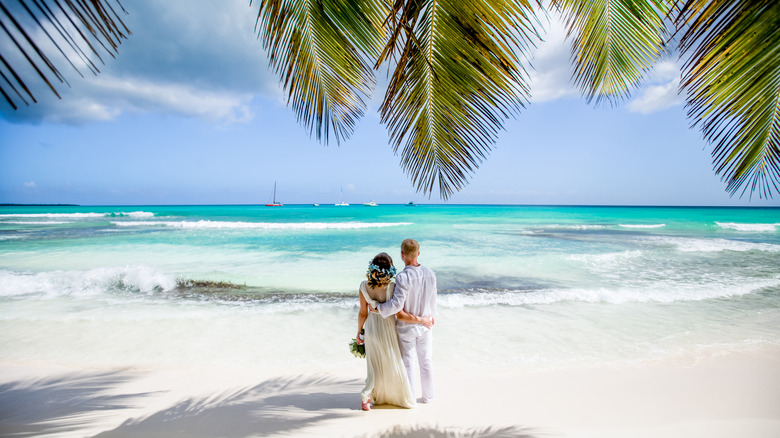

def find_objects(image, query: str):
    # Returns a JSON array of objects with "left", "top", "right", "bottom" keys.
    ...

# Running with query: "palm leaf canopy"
[
  {"left": 554, "top": 0, "right": 673, "bottom": 104},
  {"left": 3, "top": 0, "right": 779, "bottom": 200},
  {"left": 253, "top": 0, "right": 387, "bottom": 144},
  {"left": 378, "top": 0, "right": 542, "bottom": 199},
  {"left": 677, "top": 0, "right": 780, "bottom": 198},
  {"left": 0, "top": 0, "right": 129, "bottom": 110}
]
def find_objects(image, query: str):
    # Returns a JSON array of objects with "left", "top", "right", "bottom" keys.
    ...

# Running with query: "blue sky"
[{"left": 1, "top": 1, "right": 777, "bottom": 207}]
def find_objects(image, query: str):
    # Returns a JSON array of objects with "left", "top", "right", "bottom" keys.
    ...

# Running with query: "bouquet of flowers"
[{"left": 350, "top": 330, "right": 365, "bottom": 358}]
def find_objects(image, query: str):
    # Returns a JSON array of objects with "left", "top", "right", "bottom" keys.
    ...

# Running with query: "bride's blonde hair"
[{"left": 366, "top": 252, "right": 397, "bottom": 288}]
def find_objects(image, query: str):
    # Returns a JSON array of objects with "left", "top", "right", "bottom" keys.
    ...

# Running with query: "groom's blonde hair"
[{"left": 401, "top": 239, "right": 420, "bottom": 257}]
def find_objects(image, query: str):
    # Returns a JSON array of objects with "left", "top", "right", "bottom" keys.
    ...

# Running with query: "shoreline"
[{"left": 2, "top": 348, "right": 778, "bottom": 437}]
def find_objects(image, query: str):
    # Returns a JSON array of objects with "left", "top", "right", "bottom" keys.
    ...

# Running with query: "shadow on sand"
[
  {"left": 0, "top": 370, "right": 152, "bottom": 437},
  {"left": 1, "top": 372, "right": 537, "bottom": 438},
  {"left": 93, "top": 374, "right": 362, "bottom": 437},
  {"left": 369, "top": 425, "right": 538, "bottom": 438}
]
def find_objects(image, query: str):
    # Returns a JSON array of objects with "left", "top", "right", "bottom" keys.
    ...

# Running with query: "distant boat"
[
  {"left": 265, "top": 182, "right": 283, "bottom": 206},
  {"left": 335, "top": 188, "right": 349, "bottom": 206},
  {"left": 405, "top": 201, "right": 416, "bottom": 206},
  {"left": 363, "top": 200, "right": 378, "bottom": 207},
  {"left": 313, "top": 203, "right": 320, "bottom": 207}
]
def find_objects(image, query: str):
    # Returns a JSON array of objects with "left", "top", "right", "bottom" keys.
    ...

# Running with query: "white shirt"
[{"left": 378, "top": 264, "right": 437, "bottom": 326}]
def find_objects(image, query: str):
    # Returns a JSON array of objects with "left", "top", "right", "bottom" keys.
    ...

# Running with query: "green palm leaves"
[
  {"left": 557, "top": 0, "right": 779, "bottom": 198},
  {"left": 255, "top": 0, "right": 542, "bottom": 199},
  {"left": 378, "top": 0, "right": 541, "bottom": 198},
  {"left": 253, "top": 0, "right": 386, "bottom": 144},
  {"left": 677, "top": 0, "right": 780, "bottom": 197},
  {"left": 556, "top": 0, "right": 672, "bottom": 103},
  {"left": 0, "top": 0, "right": 128, "bottom": 110},
  {"left": 258, "top": 0, "right": 778, "bottom": 199}
]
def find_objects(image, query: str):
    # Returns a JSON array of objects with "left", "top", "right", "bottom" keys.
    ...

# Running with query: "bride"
[{"left": 356, "top": 252, "right": 432, "bottom": 411}]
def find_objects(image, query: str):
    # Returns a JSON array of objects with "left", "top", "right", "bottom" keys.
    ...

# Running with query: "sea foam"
[
  {"left": 642, "top": 235, "right": 780, "bottom": 252},
  {"left": 437, "top": 277, "right": 780, "bottom": 307},
  {"left": 618, "top": 223, "right": 666, "bottom": 229},
  {"left": 111, "top": 220, "right": 413, "bottom": 229},
  {"left": 545, "top": 224, "right": 608, "bottom": 230},
  {"left": 715, "top": 222, "right": 780, "bottom": 232},
  {"left": 566, "top": 250, "right": 644, "bottom": 263},
  {"left": 0, "top": 211, "right": 154, "bottom": 219},
  {"left": 0, "top": 265, "right": 177, "bottom": 298},
  {"left": 3, "top": 221, "right": 71, "bottom": 224}
]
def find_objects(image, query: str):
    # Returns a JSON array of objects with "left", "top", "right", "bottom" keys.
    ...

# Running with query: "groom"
[{"left": 376, "top": 238, "right": 437, "bottom": 403}]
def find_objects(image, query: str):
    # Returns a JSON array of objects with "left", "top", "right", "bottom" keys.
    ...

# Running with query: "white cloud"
[
  {"left": 653, "top": 60, "right": 680, "bottom": 82},
  {"left": 23, "top": 181, "right": 36, "bottom": 188},
  {"left": 528, "top": 14, "right": 579, "bottom": 103},
  {"left": 90, "top": 76, "right": 254, "bottom": 123},
  {"left": 0, "top": 0, "right": 276, "bottom": 125},
  {"left": 628, "top": 80, "right": 684, "bottom": 114},
  {"left": 3, "top": 74, "right": 255, "bottom": 124},
  {"left": 627, "top": 60, "right": 684, "bottom": 114},
  {"left": 42, "top": 97, "right": 121, "bottom": 124}
]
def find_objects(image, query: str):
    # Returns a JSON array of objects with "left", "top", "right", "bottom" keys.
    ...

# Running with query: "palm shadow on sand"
[
  {"left": 93, "top": 374, "right": 363, "bottom": 437},
  {"left": 371, "top": 425, "right": 538, "bottom": 438},
  {"left": 0, "top": 371, "right": 153, "bottom": 437},
  {"left": 1, "top": 372, "right": 538, "bottom": 438}
]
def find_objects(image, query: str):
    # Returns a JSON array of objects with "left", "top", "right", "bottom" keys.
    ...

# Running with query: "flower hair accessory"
[
  {"left": 366, "top": 261, "right": 397, "bottom": 287},
  {"left": 367, "top": 263, "right": 397, "bottom": 277}
]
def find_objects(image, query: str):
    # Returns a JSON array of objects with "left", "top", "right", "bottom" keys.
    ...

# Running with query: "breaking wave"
[
  {"left": 438, "top": 277, "right": 780, "bottom": 307},
  {"left": 641, "top": 236, "right": 780, "bottom": 252},
  {"left": 715, "top": 222, "right": 780, "bottom": 232},
  {"left": 111, "top": 220, "right": 413, "bottom": 230},
  {"left": 618, "top": 223, "right": 666, "bottom": 229},
  {"left": 0, "top": 211, "right": 154, "bottom": 219},
  {"left": 3, "top": 267, "right": 776, "bottom": 310}
]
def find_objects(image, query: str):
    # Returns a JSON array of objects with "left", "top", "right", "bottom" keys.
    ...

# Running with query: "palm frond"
[
  {"left": 554, "top": 0, "right": 673, "bottom": 104},
  {"left": 677, "top": 0, "right": 780, "bottom": 198},
  {"left": 378, "top": 0, "right": 542, "bottom": 199},
  {"left": 253, "top": 0, "right": 386, "bottom": 144},
  {"left": 0, "top": 0, "right": 129, "bottom": 110}
]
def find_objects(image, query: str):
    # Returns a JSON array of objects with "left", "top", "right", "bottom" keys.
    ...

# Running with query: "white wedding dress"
[{"left": 360, "top": 280, "right": 415, "bottom": 408}]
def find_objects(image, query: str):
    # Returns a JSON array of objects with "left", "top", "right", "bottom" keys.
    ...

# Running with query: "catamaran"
[{"left": 265, "top": 182, "right": 283, "bottom": 206}]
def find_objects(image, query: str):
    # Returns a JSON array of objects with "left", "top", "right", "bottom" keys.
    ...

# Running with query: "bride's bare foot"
[{"left": 361, "top": 399, "right": 371, "bottom": 411}]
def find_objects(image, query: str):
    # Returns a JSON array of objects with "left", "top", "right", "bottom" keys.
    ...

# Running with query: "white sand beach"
[{"left": 2, "top": 348, "right": 778, "bottom": 438}]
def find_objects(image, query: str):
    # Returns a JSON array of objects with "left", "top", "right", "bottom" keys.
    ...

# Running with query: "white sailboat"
[
  {"left": 335, "top": 188, "right": 349, "bottom": 206},
  {"left": 265, "top": 181, "right": 283, "bottom": 206}
]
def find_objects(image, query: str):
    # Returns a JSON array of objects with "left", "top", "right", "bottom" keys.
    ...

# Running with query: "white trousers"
[{"left": 397, "top": 325, "right": 434, "bottom": 402}]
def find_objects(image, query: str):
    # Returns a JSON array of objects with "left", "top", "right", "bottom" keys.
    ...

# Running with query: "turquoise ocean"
[{"left": 1, "top": 204, "right": 779, "bottom": 374}]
